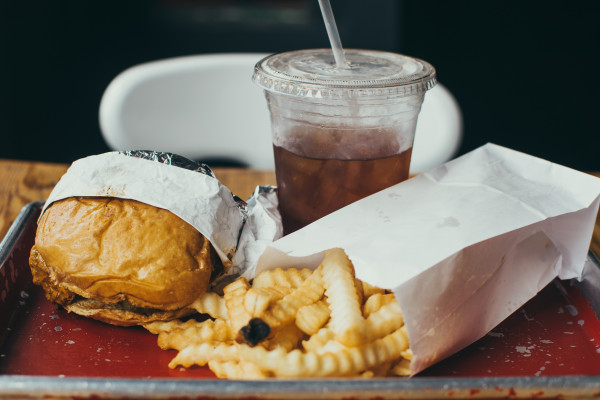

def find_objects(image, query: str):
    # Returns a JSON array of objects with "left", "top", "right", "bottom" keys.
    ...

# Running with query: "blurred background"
[{"left": 1, "top": 0, "right": 599, "bottom": 171}]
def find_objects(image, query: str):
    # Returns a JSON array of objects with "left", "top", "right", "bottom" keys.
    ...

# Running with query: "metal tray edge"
[
  {"left": 0, "top": 375, "right": 599, "bottom": 400},
  {"left": 0, "top": 200, "right": 44, "bottom": 266},
  {"left": 579, "top": 252, "right": 600, "bottom": 319}
]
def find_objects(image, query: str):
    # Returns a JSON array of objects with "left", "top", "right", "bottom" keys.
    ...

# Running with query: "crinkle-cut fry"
[
  {"left": 143, "top": 319, "right": 184, "bottom": 335},
  {"left": 156, "top": 319, "right": 232, "bottom": 350},
  {"left": 145, "top": 318, "right": 230, "bottom": 348},
  {"left": 360, "top": 370, "right": 375, "bottom": 378},
  {"left": 168, "top": 342, "right": 239, "bottom": 369},
  {"left": 258, "top": 265, "right": 325, "bottom": 329},
  {"left": 208, "top": 360, "right": 269, "bottom": 379},
  {"left": 321, "top": 248, "right": 366, "bottom": 347},
  {"left": 390, "top": 357, "right": 411, "bottom": 376},
  {"left": 239, "top": 327, "right": 409, "bottom": 378},
  {"left": 361, "top": 361, "right": 393, "bottom": 378},
  {"left": 363, "top": 293, "right": 396, "bottom": 317},
  {"left": 189, "top": 291, "right": 228, "bottom": 320},
  {"left": 361, "top": 281, "right": 386, "bottom": 298},
  {"left": 263, "top": 323, "right": 305, "bottom": 352},
  {"left": 401, "top": 348, "right": 413, "bottom": 360},
  {"left": 354, "top": 279, "right": 364, "bottom": 306},
  {"left": 252, "top": 267, "right": 312, "bottom": 291},
  {"left": 223, "top": 277, "right": 252, "bottom": 333},
  {"left": 295, "top": 299, "right": 330, "bottom": 335},
  {"left": 315, "top": 338, "right": 348, "bottom": 355},
  {"left": 244, "top": 286, "right": 287, "bottom": 317},
  {"left": 364, "top": 299, "right": 405, "bottom": 341},
  {"left": 302, "top": 327, "right": 336, "bottom": 353}
]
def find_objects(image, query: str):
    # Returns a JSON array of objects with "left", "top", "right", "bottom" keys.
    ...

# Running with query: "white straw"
[{"left": 318, "top": 0, "right": 348, "bottom": 69}]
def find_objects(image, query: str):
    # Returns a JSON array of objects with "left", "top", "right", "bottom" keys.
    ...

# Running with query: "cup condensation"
[{"left": 253, "top": 49, "right": 436, "bottom": 234}]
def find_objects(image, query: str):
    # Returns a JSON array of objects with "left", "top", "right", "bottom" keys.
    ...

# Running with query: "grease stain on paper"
[{"left": 436, "top": 216, "right": 460, "bottom": 228}]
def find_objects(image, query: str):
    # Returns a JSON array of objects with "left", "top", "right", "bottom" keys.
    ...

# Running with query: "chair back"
[
  {"left": 100, "top": 53, "right": 273, "bottom": 168},
  {"left": 99, "top": 53, "right": 462, "bottom": 172}
]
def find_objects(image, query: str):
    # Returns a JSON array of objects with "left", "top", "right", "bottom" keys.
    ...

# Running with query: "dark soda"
[{"left": 274, "top": 144, "right": 412, "bottom": 234}]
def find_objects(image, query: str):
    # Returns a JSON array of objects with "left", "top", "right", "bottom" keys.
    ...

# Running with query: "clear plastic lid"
[{"left": 253, "top": 49, "right": 436, "bottom": 99}]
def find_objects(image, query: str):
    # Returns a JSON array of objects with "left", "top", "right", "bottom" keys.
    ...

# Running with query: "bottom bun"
[{"left": 64, "top": 298, "right": 194, "bottom": 326}]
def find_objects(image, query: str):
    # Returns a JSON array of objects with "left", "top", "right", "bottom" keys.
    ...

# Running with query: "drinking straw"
[{"left": 318, "top": 0, "right": 348, "bottom": 69}]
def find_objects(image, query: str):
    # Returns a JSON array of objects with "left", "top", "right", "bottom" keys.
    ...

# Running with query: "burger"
[{"left": 29, "top": 196, "right": 219, "bottom": 326}]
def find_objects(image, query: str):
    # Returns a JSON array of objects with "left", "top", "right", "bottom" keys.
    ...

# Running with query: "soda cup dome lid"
[{"left": 253, "top": 49, "right": 436, "bottom": 99}]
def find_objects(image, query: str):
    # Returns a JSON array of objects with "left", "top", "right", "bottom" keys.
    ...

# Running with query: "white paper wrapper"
[
  {"left": 256, "top": 143, "right": 600, "bottom": 375},
  {"left": 41, "top": 151, "right": 282, "bottom": 278}
]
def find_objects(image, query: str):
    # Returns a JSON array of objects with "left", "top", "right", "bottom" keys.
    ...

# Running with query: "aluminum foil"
[{"left": 119, "top": 150, "right": 216, "bottom": 176}]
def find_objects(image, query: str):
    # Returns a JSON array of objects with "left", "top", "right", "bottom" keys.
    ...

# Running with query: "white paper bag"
[{"left": 256, "top": 143, "right": 600, "bottom": 374}]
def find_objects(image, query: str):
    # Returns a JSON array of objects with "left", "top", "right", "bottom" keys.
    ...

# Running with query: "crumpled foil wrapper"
[
  {"left": 119, "top": 150, "right": 215, "bottom": 175},
  {"left": 41, "top": 150, "right": 283, "bottom": 284}
]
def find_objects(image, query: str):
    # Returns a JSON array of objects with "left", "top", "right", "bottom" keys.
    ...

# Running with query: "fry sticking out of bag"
[{"left": 320, "top": 249, "right": 367, "bottom": 347}]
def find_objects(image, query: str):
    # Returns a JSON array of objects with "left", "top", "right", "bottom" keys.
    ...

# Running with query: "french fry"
[
  {"left": 363, "top": 293, "right": 396, "bottom": 317},
  {"left": 354, "top": 278, "right": 364, "bottom": 306},
  {"left": 244, "top": 286, "right": 287, "bottom": 316},
  {"left": 253, "top": 264, "right": 325, "bottom": 330},
  {"left": 301, "top": 327, "right": 336, "bottom": 353},
  {"left": 146, "top": 319, "right": 232, "bottom": 350},
  {"left": 143, "top": 319, "right": 183, "bottom": 335},
  {"left": 189, "top": 291, "right": 229, "bottom": 320},
  {"left": 208, "top": 360, "right": 269, "bottom": 379},
  {"left": 364, "top": 299, "right": 404, "bottom": 341},
  {"left": 314, "top": 338, "right": 348, "bottom": 355},
  {"left": 390, "top": 357, "right": 411, "bottom": 376},
  {"left": 168, "top": 341, "right": 239, "bottom": 369},
  {"left": 295, "top": 300, "right": 330, "bottom": 335},
  {"left": 321, "top": 248, "right": 366, "bottom": 347},
  {"left": 361, "top": 361, "right": 393, "bottom": 378},
  {"left": 361, "top": 281, "right": 386, "bottom": 298},
  {"left": 252, "top": 267, "right": 312, "bottom": 291},
  {"left": 223, "top": 277, "right": 252, "bottom": 333},
  {"left": 262, "top": 323, "right": 305, "bottom": 351}
]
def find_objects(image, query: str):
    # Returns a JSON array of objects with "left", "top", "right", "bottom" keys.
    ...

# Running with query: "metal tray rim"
[
  {"left": 0, "top": 374, "right": 599, "bottom": 399},
  {"left": 0, "top": 200, "right": 44, "bottom": 265}
]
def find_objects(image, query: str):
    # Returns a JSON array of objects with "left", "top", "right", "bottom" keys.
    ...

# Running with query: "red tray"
[{"left": 0, "top": 201, "right": 599, "bottom": 399}]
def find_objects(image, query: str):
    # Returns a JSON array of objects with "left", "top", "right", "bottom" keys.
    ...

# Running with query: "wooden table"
[{"left": 0, "top": 159, "right": 276, "bottom": 242}]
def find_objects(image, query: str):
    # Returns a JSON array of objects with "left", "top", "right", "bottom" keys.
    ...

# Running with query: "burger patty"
[{"left": 71, "top": 297, "right": 164, "bottom": 315}]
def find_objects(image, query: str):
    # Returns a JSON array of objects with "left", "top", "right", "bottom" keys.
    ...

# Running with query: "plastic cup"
[{"left": 253, "top": 49, "right": 436, "bottom": 234}]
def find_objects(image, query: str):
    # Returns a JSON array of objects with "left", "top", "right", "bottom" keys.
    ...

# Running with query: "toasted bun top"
[{"left": 33, "top": 197, "right": 214, "bottom": 311}]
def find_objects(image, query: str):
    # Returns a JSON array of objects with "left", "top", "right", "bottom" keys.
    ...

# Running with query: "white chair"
[
  {"left": 412, "top": 83, "right": 463, "bottom": 172},
  {"left": 99, "top": 53, "right": 462, "bottom": 172}
]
